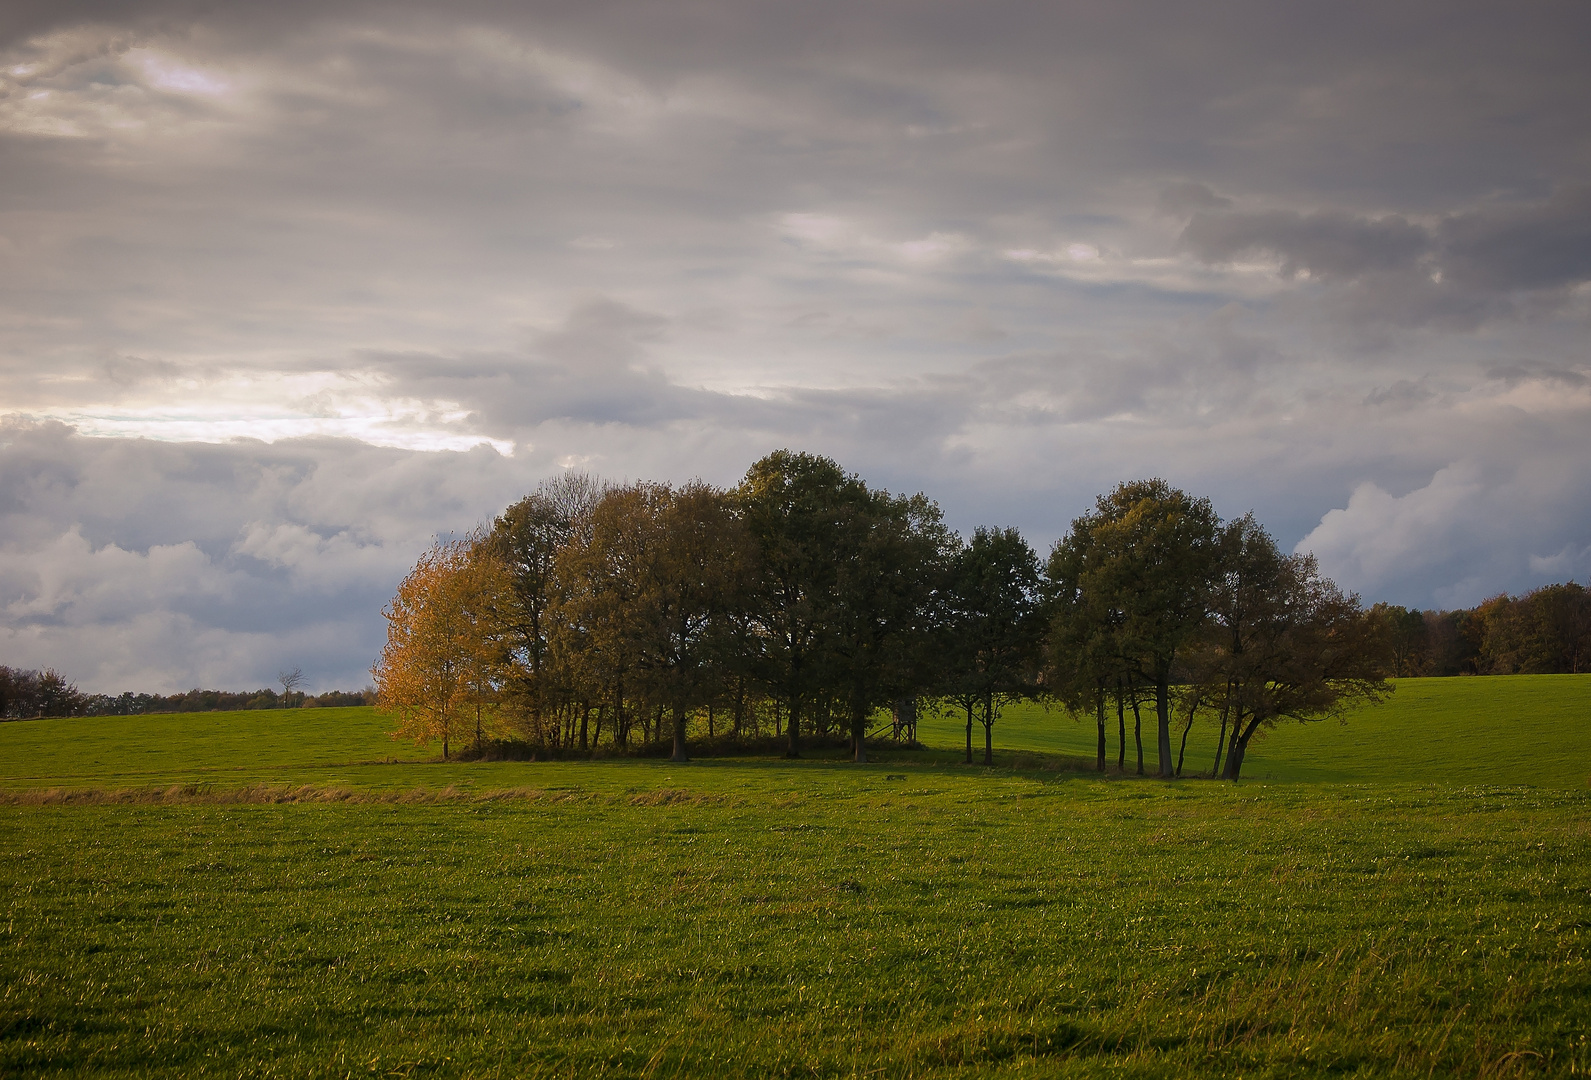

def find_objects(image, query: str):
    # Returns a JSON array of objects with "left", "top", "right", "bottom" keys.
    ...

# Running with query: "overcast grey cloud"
[{"left": 2, "top": 1, "right": 1589, "bottom": 691}]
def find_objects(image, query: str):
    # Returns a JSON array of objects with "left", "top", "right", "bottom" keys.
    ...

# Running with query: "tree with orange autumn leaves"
[{"left": 373, "top": 532, "right": 509, "bottom": 758}]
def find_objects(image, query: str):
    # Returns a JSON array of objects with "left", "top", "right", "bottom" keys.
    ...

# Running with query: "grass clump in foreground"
[{"left": 3, "top": 776, "right": 1589, "bottom": 1078}]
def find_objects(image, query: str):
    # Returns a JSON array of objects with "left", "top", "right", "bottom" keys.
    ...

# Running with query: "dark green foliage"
[
  {"left": 941, "top": 527, "right": 1043, "bottom": 765},
  {"left": 733, "top": 451, "right": 882, "bottom": 758},
  {"left": 1192, "top": 515, "right": 1390, "bottom": 781},
  {"left": 1044, "top": 480, "right": 1223, "bottom": 778}
]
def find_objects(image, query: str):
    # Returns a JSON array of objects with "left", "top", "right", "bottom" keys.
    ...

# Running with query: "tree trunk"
[
  {"left": 1129, "top": 682, "right": 1143, "bottom": 776},
  {"left": 1155, "top": 677, "right": 1174, "bottom": 779},
  {"left": 707, "top": 704, "right": 715, "bottom": 739},
  {"left": 592, "top": 705, "right": 603, "bottom": 750},
  {"left": 852, "top": 705, "right": 868, "bottom": 763},
  {"left": 442, "top": 732, "right": 449, "bottom": 760},
  {"left": 785, "top": 698, "right": 801, "bottom": 758},
  {"left": 1175, "top": 696, "right": 1197, "bottom": 777},
  {"left": 982, "top": 692, "right": 994, "bottom": 766},
  {"left": 579, "top": 705, "right": 590, "bottom": 751},
  {"left": 1095, "top": 683, "right": 1107, "bottom": 772},
  {"left": 1116, "top": 679, "right": 1126, "bottom": 772},
  {"left": 670, "top": 701, "right": 690, "bottom": 762},
  {"left": 1223, "top": 716, "right": 1263, "bottom": 781},
  {"left": 1222, "top": 735, "right": 1246, "bottom": 781},
  {"left": 1212, "top": 695, "right": 1231, "bottom": 778},
  {"left": 733, "top": 675, "right": 745, "bottom": 737},
  {"left": 964, "top": 702, "right": 975, "bottom": 764}
]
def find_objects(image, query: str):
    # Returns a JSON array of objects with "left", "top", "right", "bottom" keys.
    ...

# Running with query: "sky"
[{"left": 2, "top": 0, "right": 1589, "bottom": 693}]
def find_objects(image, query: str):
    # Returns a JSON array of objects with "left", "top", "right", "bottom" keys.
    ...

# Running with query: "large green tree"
[
  {"left": 487, "top": 473, "right": 602, "bottom": 745},
  {"left": 943, "top": 527, "right": 1043, "bottom": 765},
  {"left": 828, "top": 489, "right": 955, "bottom": 763},
  {"left": 1053, "top": 480, "right": 1221, "bottom": 779},
  {"left": 735, "top": 451, "right": 868, "bottom": 758},
  {"left": 1190, "top": 516, "right": 1391, "bottom": 781}
]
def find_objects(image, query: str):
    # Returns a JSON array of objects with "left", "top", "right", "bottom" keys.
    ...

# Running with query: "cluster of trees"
[
  {"left": 1046, "top": 485, "right": 1387, "bottom": 781},
  {"left": 0, "top": 665, "right": 373, "bottom": 720},
  {"left": 375, "top": 453, "right": 1394, "bottom": 780},
  {"left": 1370, "top": 582, "right": 1591, "bottom": 677}
]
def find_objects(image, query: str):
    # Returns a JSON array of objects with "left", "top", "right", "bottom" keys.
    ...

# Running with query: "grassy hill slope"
[
  {"left": 1, "top": 674, "right": 1587, "bottom": 793},
  {"left": 917, "top": 674, "right": 1591, "bottom": 788}
]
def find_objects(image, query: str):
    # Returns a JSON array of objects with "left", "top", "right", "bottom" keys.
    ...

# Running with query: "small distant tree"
[
  {"left": 278, "top": 667, "right": 305, "bottom": 707},
  {"left": 552, "top": 482, "right": 753, "bottom": 762},
  {"left": 1048, "top": 480, "right": 1220, "bottom": 778},
  {"left": 0, "top": 667, "right": 86, "bottom": 718},
  {"left": 1045, "top": 532, "right": 1126, "bottom": 773},
  {"left": 488, "top": 473, "right": 603, "bottom": 745},
  {"left": 828, "top": 489, "right": 955, "bottom": 763}
]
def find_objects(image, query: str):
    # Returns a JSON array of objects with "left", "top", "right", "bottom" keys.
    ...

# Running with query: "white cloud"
[
  {"left": 1297, "top": 456, "right": 1591, "bottom": 608},
  {"left": 1296, "top": 464, "right": 1486, "bottom": 593}
]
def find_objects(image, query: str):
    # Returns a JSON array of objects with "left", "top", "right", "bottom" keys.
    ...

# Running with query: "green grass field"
[
  {"left": 2, "top": 677, "right": 1589, "bottom": 1077},
  {"left": 919, "top": 674, "right": 1591, "bottom": 788}
]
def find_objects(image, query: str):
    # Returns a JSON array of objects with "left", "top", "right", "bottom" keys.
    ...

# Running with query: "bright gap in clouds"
[{"left": 45, "top": 410, "right": 517, "bottom": 455}]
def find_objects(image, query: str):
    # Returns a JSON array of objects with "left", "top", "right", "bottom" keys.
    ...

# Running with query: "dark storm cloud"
[
  {"left": 1180, "top": 186, "right": 1591, "bottom": 328},
  {"left": 1440, "top": 187, "right": 1591, "bottom": 292},
  {"left": 1180, "top": 211, "right": 1431, "bottom": 279},
  {"left": 3, "top": 1, "right": 1591, "bottom": 688}
]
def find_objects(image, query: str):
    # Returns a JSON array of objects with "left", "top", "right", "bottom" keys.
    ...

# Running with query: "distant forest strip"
[
  {"left": 1372, "top": 585, "right": 1591, "bottom": 677},
  {"left": 0, "top": 671, "right": 372, "bottom": 720},
  {"left": 367, "top": 451, "right": 1575, "bottom": 782}
]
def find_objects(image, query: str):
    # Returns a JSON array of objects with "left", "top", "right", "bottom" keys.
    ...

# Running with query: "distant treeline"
[
  {"left": 0, "top": 668, "right": 373, "bottom": 720},
  {"left": 1370, "top": 583, "right": 1590, "bottom": 677}
]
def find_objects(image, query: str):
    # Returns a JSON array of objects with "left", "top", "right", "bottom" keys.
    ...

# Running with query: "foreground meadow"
[{"left": 2, "top": 677, "right": 1589, "bottom": 1077}]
